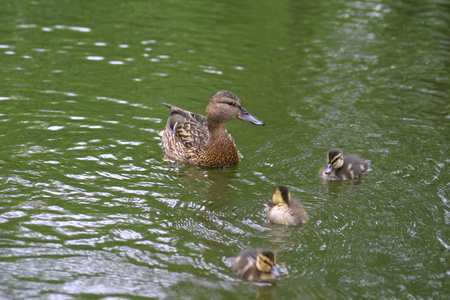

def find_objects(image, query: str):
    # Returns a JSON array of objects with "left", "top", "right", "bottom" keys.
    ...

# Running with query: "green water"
[{"left": 0, "top": 0, "right": 448, "bottom": 299}]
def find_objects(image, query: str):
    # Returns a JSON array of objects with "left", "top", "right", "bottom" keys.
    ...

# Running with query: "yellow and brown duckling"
[
  {"left": 265, "top": 186, "right": 308, "bottom": 226},
  {"left": 233, "top": 249, "right": 281, "bottom": 281},
  {"left": 319, "top": 149, "right": 371, "bottom": 181},
  {"left": 161, "top": 90, "right": 264, "bottom": 168}
]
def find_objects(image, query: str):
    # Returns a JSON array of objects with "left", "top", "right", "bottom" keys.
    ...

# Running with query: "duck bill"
[
  {"left": 239, "top": 107, "right": 265, "bottom": 126},
  {"left": 325, "top": 163, "right": 334, "bottom": 174},
  {"left": 271, "top": 265, "right": 281, "bottom": 278}
]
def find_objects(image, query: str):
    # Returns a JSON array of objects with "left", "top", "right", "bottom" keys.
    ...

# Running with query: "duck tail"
[{"left": 162, "top": 103, "right": 174, "bottom": 109}]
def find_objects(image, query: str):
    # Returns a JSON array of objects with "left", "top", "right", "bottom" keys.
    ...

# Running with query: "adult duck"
[{"left": 161, "top": 90, "right": 264, "bottom": 168}]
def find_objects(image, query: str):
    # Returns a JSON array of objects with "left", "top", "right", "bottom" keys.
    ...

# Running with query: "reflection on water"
[{"left": 1, "top": 0, "right": 449, "bottom": 299}]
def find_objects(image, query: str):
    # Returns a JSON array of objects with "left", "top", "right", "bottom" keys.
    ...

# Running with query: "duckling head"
[
  {"left": 206, "top": 91, "right": 265, "bottom": 126},
  {"left": 272, "top": 186, "right": 291, "bottom": 206},
  {"left": 325, "top": 149, "right": 344, "bottom": 174},
  {"left": 256, "top": 250, "right": 281, "bottom": 278}
]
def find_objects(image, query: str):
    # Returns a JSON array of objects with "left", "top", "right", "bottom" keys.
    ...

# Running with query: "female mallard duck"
[
  {"left": 319, "top": 149, "right": 371, "bottom": 180},
  {"left": 161, "top": 90, "right": 264, "bottom": 168},
  {"left": 265, "top": 186, "right": 308, "bottom": 226},
  {"left": 233, "top": 249, "right": 281, "bottom": 281}
]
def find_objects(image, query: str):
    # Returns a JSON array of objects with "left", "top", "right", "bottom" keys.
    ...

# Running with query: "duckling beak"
[
  {"left": 325, "top": 163, "right": 334, "bottom": 174},
  {"left": 239, "top": 107, "right": 265, "bottom": 126},
  {"left": 271, "top": 265, "right": 281, "bottom": 278}
]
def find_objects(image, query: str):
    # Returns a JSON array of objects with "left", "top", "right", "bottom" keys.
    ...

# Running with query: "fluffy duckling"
[
  {"left": 319, "top": 149, "right": 371, "bottom": 181},
  {"left": 265, "top": 186, "right": 308, "bottom": 226},
  {"left": 161, "top": 90, "right": 264, "bottom": 168},
  {"left": 233, "top": 249, "right": 281, "bottom": 281}
]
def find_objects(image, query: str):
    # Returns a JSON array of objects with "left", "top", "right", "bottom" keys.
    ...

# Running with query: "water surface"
[{"left": 0, "top": 0, "right": 448, "bottom": 299}]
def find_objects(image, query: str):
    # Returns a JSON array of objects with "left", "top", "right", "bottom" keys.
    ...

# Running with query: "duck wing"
[
  {"left": 162, "top": 103, "right": 209, "bottom": 160},
  {"left": 163, "top": 103, "right": 207, "bottom": 129}
]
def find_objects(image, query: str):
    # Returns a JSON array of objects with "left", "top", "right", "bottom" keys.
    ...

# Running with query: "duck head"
[
  {"left": 256, "top": 250, "right": 281, "bottom": 278},
  {"left": 325, "top": 149, "right": 344, "bottom": 174},
  {"left": 206, "top": 90, "right": 265, "bottom": 126},
  {"left": 272, "top": 186, "right": 291, "bottom": 206}
]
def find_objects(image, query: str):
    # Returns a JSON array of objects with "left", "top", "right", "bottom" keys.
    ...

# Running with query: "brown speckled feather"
[
  {"left": 161, "top": 103, "right": 237, "bottom": 166},
  {"left": 161, "top": 103, "right": 209, "bottom": 162}
]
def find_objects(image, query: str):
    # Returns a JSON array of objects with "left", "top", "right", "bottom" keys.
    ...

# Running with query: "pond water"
[{"left": 0, "top": 0, "right": 448, "bottom": 299}]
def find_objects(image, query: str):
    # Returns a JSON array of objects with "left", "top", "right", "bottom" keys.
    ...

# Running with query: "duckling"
[
  {"left": 265, "top": 186, "right": 308, "bottom": 226},
  {"left": 161, "top": 90, "right": 264, "bottom": 168},
  {"left": 233, "top": 249, "right": 281, "bottom": 281},
  {"left": 319, "top": 149, "right": 371, "bottom": 180}
]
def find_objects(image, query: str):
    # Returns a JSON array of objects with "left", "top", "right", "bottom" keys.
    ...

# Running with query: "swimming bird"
[
  {"left": 161, "top": 90, "right": 264, "bottom": 168},
  {"left": 233, "top": 249, "right": 281, "bottom": 281},
  {"left": 319, "top": 149, "right": 370, "bottom": 180},
  {"left": 265, "top": 186, "right": 308, "bottom": 226}
]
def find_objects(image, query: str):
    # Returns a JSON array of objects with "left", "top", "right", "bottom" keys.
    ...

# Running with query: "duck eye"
[{"left": 227, "top": 101, "right": 234, "bottom": 106}]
